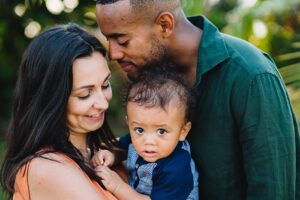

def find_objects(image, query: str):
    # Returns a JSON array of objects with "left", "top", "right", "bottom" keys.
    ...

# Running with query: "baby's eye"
[
  {"left": 157, "top": 129, "right": 167, "bottom": 135},
  {"left": 134, "top": 127, "right": 144, "bottom": 135}
]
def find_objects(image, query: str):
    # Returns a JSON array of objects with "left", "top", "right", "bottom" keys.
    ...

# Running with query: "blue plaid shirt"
[{"left": 119, "top": 134, "right": 199, "bottom": 200}]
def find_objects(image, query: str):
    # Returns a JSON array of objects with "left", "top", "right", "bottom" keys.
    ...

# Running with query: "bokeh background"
[{"left": 0, "top": 0, "right": 300, "bottom": 198}]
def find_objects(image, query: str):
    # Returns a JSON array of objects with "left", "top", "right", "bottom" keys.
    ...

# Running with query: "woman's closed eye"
[
  {"left": 78, "top": 90, "right": 92, "bottom": 100},
  {"left": 101, "top": 76, "right": 110, "bottom": 90},
  {"left": 102, "top": 80, "right": 111, "bottom": 89}
]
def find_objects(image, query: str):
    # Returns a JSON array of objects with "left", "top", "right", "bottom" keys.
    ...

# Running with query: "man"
[{"left": 96, "top": 0, "right": 300, "bottom": 199}]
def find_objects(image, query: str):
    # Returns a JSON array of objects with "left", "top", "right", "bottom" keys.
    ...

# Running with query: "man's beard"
[{"left": 127, "top": 37, "right": 178, "bottom": 81}]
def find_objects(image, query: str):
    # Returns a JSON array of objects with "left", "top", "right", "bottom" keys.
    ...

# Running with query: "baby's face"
[{"left": 126, "top": 101, "right": 191, "bottom": 162}]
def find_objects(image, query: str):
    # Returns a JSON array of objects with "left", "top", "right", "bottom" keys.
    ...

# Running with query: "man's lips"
[{"left": 119, "top": 62, "right": 135, "bottom": 72}]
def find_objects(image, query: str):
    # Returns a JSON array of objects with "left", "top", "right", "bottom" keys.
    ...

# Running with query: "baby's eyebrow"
[{"left": 130, "top": 121, "right": 142, "bottom": 126}]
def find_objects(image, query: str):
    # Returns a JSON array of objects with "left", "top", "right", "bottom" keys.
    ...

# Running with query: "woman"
[{"left": 0, "top": 23, "right": 123, "bottom": 199}]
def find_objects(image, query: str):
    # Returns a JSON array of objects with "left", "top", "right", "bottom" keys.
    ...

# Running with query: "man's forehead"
[
  {"left": 96, "top": 0, "right": 132, "bottom": 19},
  {"left": 97, "top": 17, "right": 135, "bottom": 38},
  {"left": 96, "top": 4, "right": 140, "bottom": 37},
  {"left": 96, "top": 2, "right": 136, "bottom": 27}
]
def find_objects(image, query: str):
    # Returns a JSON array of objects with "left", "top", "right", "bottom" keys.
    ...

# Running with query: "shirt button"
[{"left": 135, "top": 164, "right": 139, "bottom": 168}]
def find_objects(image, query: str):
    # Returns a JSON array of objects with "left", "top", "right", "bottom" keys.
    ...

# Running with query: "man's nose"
[{"left": 108, "top": 41, "right": 124, "bottom": 61}]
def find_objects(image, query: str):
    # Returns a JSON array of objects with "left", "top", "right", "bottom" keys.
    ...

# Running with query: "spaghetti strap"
[{"left": 13, "top": 162, "right": 30, "bottom": 200}]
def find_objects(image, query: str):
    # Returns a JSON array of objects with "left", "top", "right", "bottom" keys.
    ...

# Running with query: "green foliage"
[{"left": 201, "top": 0, "right": 300, "bottom": 121}]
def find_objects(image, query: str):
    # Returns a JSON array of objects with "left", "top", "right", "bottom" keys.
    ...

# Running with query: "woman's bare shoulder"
[
  {"left": 28, "top": 152, "right": 102, "bottom": 200},
  {"left": 29, "top": 153, "right": 73, "bottom": 176}
]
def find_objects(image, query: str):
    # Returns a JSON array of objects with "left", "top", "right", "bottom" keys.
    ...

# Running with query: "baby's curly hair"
[{"left": 123, "top": 65, "right": 197, "bottom": 122}]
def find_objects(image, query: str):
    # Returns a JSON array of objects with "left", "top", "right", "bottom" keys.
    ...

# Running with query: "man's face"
[{"left": 96, "top": 1, "right": 167, "bottom": 79}]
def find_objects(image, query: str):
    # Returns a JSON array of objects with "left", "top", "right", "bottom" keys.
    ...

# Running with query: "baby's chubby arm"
[{"left": 95, "top": 165, "right": 150, "bottom": 200}]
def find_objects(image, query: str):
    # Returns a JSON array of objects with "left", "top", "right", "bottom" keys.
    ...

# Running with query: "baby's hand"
[
  {"left": 95, "top": 165, "right": 125, "bottom": 194},
  {"left": 91, "top": 149, "right": 115, "bottom": 168}
]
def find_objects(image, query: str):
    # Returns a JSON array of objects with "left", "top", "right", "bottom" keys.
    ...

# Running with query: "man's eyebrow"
[{"left": 106, "top": 33, "right": 127, "bottom": 39}]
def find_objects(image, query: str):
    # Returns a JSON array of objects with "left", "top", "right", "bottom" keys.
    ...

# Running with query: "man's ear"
[
  {"left": 154, "top": 11, "right": 175, "bottom": 38},
  {"left": 125, "top": 115, "right": 128, "bottom": 125},
  {"left": 179, "top": 121, "right": 192, "bottom": 141}
]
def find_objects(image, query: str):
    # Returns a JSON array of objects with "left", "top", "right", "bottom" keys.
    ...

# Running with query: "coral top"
[{"left": 13, "top": 153, "right": 118, "bottom": 200}]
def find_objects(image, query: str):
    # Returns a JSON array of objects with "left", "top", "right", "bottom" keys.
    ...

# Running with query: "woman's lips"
[{"left": 86, "top": 112, "right": 104, "bottom": 122}]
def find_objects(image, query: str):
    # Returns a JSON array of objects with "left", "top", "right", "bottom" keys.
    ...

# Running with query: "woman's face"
[{"left": 67, "top": 52, "right": 112, "bottom": 137}]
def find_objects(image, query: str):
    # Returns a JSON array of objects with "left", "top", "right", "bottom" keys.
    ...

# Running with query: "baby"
[{"left": 93, "top": 70, "right": 199, "bottom": 200}]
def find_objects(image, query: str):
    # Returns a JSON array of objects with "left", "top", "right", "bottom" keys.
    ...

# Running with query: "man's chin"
[{"left": 127, "top": 72, "right": 139, "bottom": 81}]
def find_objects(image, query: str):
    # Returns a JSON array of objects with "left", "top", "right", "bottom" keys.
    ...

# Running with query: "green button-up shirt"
[{"left": 187, "top": 16, "right": 300, "bottom": 200}]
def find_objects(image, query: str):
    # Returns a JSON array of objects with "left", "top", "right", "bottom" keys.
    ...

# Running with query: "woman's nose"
[{"left": 93, "top": 91, "right": 109, "bottom": 110}]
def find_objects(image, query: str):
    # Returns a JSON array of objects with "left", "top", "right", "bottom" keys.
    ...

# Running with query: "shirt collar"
[{"left": 188, "top": 16, "right": 230, "bottom": 86}]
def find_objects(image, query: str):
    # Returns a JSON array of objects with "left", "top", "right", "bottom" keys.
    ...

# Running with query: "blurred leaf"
[
  {"left": 25, "top": 0, "right": 42, "bottom": 8},
  {"left": 278, "top": 52, "right": 300, "bottom": 61}
]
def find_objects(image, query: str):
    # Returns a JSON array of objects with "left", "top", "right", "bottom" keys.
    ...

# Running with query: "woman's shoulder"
[
  {"left": 27, "top": 152, "right": 104, "bottom": 200},
  {"left": 29, "top": 152, "right": 76, "bottom": 178},
  {"left": 29, "top": 152, "right": 76, "bottom": 171}
]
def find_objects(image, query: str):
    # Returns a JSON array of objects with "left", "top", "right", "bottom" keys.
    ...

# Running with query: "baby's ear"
[{"left": 179, "top": 121, "right": 192, "bottom": 141}]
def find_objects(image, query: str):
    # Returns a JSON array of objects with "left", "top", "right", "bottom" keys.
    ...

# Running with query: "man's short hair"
[{"left": 96, "top": 0, "right": 181, "bottom": 13}]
